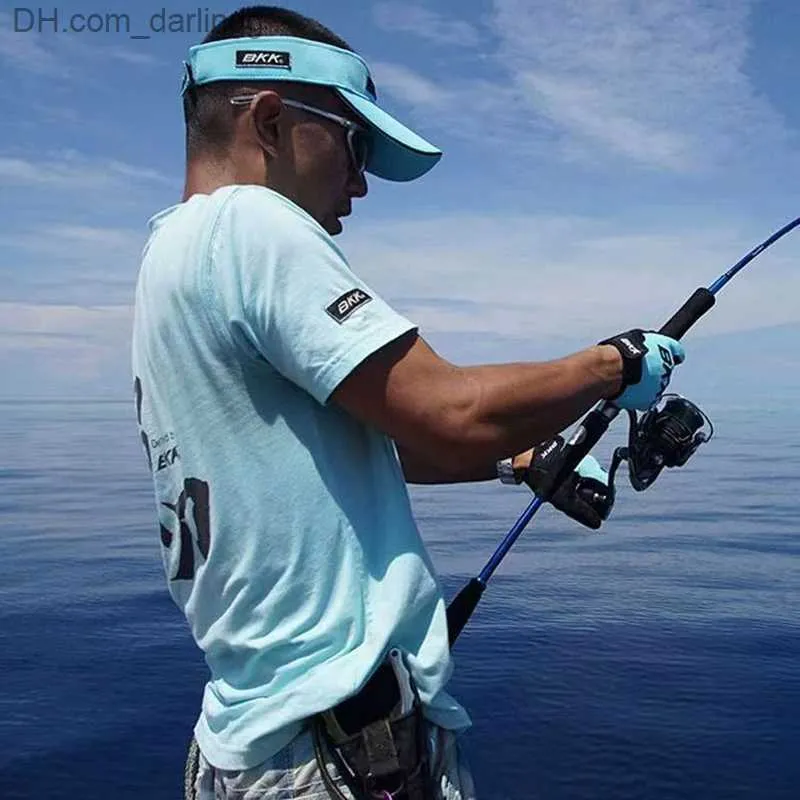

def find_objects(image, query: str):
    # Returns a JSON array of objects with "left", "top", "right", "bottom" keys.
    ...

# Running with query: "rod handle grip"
[
  {"left": 447, "top": 578, "right": 485, "bottom": 647},
  {"left": 659, "top": 288, "right": 715, "bottom": 340}
]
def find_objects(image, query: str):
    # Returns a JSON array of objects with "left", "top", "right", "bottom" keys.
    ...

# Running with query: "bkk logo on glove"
[
  {"left": 657, "top": 345, "right": 675, "bottom": 396},
  {"left": 538, "top": 438, "right": 561, "bottom": 461},
  {"left": 619, "top": 337, "right": 643, "bottom": 356},
  {"left": 326, "top": 289, "right": 373, "bottom": 323}
]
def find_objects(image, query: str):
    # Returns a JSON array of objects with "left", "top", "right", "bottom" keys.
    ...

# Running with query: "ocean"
[{"left": 1, "top": 397, "right": 798, "bottom": 799}]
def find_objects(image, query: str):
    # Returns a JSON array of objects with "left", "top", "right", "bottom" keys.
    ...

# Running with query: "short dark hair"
[{"left": 183, "top": 6, "right": 353, "bottom": 159}]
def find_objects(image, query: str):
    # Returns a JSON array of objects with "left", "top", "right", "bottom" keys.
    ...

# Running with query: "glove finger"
[
  {"left": 575, "top": 478, "right": 613, "bottom": 522},
  {"left": 566, "top": 501, "right": 602, "bottom": 530},
  {"left": 576, "top": 454, "right": 609, "bottom": 483},
  {"left": 551, "top": 499, "right": 601, "bottom": 529},
  {"left": 551, "top": 482, "right": 603, "bottom": 530},
  {"left": 670, "top": 339, "right": 686, "bottom": 365},
  {"left": 646, "top": 332, "right": 685, "bottom": 366}
]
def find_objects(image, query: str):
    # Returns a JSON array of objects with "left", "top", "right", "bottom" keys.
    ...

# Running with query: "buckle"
[{"left": 365, "top": 768, "right": 406, "bottom": 798}]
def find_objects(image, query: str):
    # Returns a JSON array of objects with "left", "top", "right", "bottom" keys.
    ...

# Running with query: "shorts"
[{"left": 185, "top": 723, "right": 477, "bottom": 799}]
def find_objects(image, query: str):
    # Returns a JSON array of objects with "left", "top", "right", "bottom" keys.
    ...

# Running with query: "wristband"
[
  {"left": 496, "top": 457, "right": 522, "bottom": 485},
  {"left": 598, "top": 330, "right": 647, "bottom": 390}
]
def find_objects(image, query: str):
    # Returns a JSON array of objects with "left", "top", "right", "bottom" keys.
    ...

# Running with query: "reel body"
[
  {"left": 578, "top": 394, "right": 714, "bottom": 523},
  {"left": 624, "top": 394, "right": 714, "bottom": 490}
]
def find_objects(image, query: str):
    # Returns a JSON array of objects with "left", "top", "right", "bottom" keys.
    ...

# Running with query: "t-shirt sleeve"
[{"left": 204, "top": 186, "right": 417, "bottom": 405}]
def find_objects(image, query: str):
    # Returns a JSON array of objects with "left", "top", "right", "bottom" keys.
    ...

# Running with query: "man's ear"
[{"left": 250, "top": 91, "right": 284, "bottom": 157}]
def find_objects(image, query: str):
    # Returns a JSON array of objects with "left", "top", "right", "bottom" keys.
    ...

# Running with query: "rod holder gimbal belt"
[{"left": 313, "top": 652, "right": 434, "bottom": 799}]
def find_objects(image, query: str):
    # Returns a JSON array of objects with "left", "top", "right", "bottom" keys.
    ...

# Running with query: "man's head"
[{"left": 181, "top": 6, "right": 441, "bottom": 235}]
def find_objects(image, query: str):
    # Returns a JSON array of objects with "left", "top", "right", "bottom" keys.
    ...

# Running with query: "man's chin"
[{"left": 324, "top": 217, "right": 343, "bottom": 236}]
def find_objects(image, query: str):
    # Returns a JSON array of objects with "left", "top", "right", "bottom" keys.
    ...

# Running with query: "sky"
[{"left": 1, "top": 0, "right": 800, "bottom": 402}]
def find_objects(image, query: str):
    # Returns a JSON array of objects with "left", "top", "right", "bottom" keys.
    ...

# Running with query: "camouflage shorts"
[{"left": 185, "top": 723, "right": 476, "bottom": 800}]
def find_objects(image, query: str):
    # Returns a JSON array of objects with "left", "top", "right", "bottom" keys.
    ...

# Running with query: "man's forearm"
[
  {"left": 397, "top": 443, "right": 496, "bottom": 484},
  {"left": 441, "top": 345, "right": 621, "bottom": 467},
  {"left": 397, "top": 444, "right": 535, "bottom": 485},
  {"left": 332, "top": 334, "right": 622, "bottom": 477}
]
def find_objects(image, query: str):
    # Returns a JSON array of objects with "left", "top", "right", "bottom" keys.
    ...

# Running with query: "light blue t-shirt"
[{"left": 131, "top": 185, "right": 471, "bottom": 770}]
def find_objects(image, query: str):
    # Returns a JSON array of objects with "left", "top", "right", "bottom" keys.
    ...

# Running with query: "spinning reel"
[
  {"left": 580, "top": 394, "right": 714, "bottom": 521},
  {"left": 614, "top": 394, "right": 714, "bottom": 491}
]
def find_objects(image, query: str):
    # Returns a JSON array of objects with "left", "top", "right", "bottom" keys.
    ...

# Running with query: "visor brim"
[{"left": 337, "top": 89, "right": 442, "bottom": 182}]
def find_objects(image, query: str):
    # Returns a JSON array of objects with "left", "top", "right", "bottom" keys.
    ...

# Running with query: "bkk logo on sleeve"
[{"left": 326, "top": 289, "right": 373, "bottom": 323}]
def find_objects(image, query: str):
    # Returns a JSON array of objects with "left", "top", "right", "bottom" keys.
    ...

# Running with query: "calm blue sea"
[{"left": 1, "top": 398, "right": 798, "bottom": 799}]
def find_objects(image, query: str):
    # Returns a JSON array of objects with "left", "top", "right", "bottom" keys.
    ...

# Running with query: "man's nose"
[{"left": 347, "top": 169, "right": 368, "bottom": 199}]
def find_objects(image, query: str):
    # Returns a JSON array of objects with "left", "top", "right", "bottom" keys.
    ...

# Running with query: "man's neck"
[{"left": 182, "top": 158, "right": 260, "bottom": 202}]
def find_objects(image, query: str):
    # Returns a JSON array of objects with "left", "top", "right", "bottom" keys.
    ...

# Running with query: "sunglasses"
[{"left": 230, "top": 94, "right": 370, "bottom": 176}]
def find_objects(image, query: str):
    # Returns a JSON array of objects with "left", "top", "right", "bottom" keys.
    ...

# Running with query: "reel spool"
[{"left": 609, "top": 394, "right": 714, "bottom": 493}]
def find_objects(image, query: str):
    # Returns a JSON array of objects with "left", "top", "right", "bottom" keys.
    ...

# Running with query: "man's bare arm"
[
  {"left": 330, "top": 331, "right": 622, "bottom": 475},
  {"left": 396, "top": 443, "right": 534, "bottom": 485}
]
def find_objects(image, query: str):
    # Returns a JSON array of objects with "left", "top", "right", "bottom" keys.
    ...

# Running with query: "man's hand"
[
  {"left": 520, "top": 437, "right": 613, "bottom": 530},
  {"left": 599, "top": 330, "right": 685, "bottom": 411}
]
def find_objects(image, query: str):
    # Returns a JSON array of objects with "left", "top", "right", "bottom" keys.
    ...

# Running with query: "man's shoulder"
[
  {"left": 209, "top": 184, "right": 346, "bottom": 268},
  {"left": 214, "top": 184, "right": 323, "bottom": 234}
]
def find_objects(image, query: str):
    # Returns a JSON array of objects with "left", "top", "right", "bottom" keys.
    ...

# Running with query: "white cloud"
[
  {"left": 517, "top": 71, "right": 690, "bottom": 170},
  {"left": 8, "top": 213, "right": 792, "bottom": 348},
  {"left": 490, "top": 0, "right": 785, "bottom": 170},
  {"left": 0, "top": 303, "right": 134, "bottom": 392},
  {"left": 0, "top": 150, "right": 175, "bottom": 189},
  {"left": 370, "top": 62, "right": 453, "bottom": 108},
  {"left": 373, "top": 3, "right": 481, "bottom": 46},
  {"left": 0, "top": 223, "right": 146, "bottom": 258},
  {"left": 342, "top": 213, "right": 800, "bottom": 339},
  {"left": 0, "top": 223, "right": 148, "bottom": 305},
  {"left": 0, "top": 11, "right": 67, "bottom": 77},
  {"left": 5, "top": 210, "right": 800, "bottom": 397},
  {"left": 370, "top": 0, "right": 789, "bottom": 172},
  {"left": 94, "top": 45, "right": 163, "bottom": 67},
  {"left": 0, "top": 10, "right": 163, "bottom": 84},
  {"left": 0, "top": 151, "right": 176, "bottom": 304},
  {"left": 0, "top": 302, "right": 132, "bottom": 344}
]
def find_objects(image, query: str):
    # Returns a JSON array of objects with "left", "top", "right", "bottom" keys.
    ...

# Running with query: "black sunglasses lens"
[{"left": 349, "top": 130, "right": 369, "bottom": 173}]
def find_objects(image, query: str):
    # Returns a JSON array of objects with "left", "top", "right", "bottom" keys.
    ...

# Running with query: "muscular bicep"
[{"left": 330, "top": 331, "right": 472, "bottom": 467}]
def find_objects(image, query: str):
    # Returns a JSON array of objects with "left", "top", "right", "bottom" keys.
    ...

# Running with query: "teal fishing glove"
[
  {"left": 523, "top": 436, "right": 613, "bottom": 530},
  {"left": 600, "top": 330, "right": 686, "bottom": 411}
]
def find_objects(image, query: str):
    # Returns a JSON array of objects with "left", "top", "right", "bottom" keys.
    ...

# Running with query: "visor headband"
[{"left": 181, "top": 36, "right": 377, "bottom": 101}]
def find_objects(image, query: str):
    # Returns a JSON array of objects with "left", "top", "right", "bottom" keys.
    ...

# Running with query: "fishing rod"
[{"left": 446, "top": 214, "right": 800, "bottom": 647}]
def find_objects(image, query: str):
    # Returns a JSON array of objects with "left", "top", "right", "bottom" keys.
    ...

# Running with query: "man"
[{"left": 131, "top": 6, "right": 685, "bottom": 799}]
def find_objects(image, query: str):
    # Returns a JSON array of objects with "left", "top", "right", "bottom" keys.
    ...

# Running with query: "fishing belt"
[{"left": 312, "top": 650, "right": 435, "bottom": 800}]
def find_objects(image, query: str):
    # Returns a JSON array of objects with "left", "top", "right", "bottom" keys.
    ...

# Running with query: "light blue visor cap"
[{"left": 181, "top": 36, "right": 442, "bottom": 182}]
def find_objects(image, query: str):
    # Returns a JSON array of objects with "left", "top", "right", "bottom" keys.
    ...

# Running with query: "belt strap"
[
  {"left": 362, "top": 719, "right": 401, "bottom": 778},
  {"left": 329, "top": 662, "right": 401, "bottom": 737},
  {"left": 314, "top": 650, "right": 434, "bottom": 799}
]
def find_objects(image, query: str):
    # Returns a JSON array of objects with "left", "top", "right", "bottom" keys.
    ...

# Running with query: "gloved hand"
[
  {"left": 523, "top": 436, "right": 614, "bottom": 530},
  {"left": 599, "top": 330, "right": 686, "bottom": 411}
]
